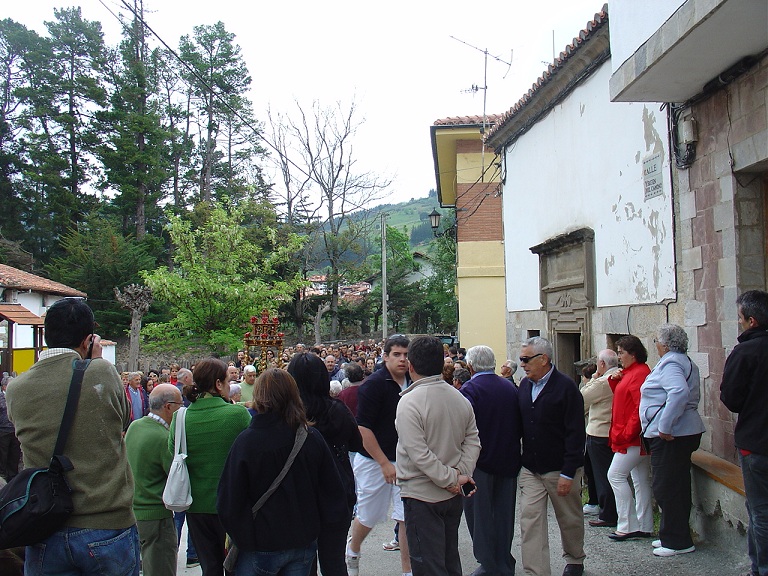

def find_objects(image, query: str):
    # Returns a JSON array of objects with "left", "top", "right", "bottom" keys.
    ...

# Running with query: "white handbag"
[{"left": 163, "top": 406, "right": 193, "bottom": 512}]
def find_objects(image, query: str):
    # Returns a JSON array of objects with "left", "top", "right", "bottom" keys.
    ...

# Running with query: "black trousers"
[
  {"left": 649, "top": 434, "right": 701, "bottom": 550},
  {"left": 310, "top": 518, "right": 351, "bottom": 576},
  {"left": 586, "top": 435, "right": 618, "bottom": 524},
  {"left": 186, "top": 512, "right": 227, "bottom": 576},
  {"left": 404, "top": 495, "right": 463, "bottom": 576},
  {"left": 463, "top": 469, "right": 517, "bottom": 576},
  {"left": 0, "top": 431, "right": 21, "bottom": 482}
]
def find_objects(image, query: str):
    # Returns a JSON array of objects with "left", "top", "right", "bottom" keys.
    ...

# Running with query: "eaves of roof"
[
  {"left": 485, "top": 4, "right": 610, "bottom": 151},
  {"left": 0, "top": 264, "right": 87, "bottom": 297}
]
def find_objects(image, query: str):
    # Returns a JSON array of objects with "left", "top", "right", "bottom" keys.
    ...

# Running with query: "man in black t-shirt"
[{"left": 346, "top": 335, "right": 411, "bottom": 576}]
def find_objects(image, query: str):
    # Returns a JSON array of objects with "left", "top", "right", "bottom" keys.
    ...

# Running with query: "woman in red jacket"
[{"left": 606, "top": 335, "right": 653, "bottom": 541}]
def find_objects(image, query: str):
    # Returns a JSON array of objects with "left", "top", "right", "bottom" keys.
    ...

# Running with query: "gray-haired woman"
[{"left": 639, "top": 323, "right": 706, "bottom": 558}]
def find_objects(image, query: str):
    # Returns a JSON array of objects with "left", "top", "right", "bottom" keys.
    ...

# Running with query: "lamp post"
[{"left": 429, "top": 208, "right": 456, "bottom": 239}]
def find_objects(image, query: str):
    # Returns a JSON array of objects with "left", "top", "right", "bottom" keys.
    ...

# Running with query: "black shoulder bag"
[
  {"left": 223, "top": 425, "right": 308, "bottom": 573},
  {"left": 0, "top": 359, "right": 89, "bottom": 549}
]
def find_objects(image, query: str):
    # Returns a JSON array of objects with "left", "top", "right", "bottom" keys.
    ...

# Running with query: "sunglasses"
[{"left": 519, "top": 353, "right": 543, "bottom": 364}]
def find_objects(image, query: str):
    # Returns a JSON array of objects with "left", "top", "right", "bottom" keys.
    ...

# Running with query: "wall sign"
[{"left": 643, "top": 152, "right": 663, "bottom": 200}]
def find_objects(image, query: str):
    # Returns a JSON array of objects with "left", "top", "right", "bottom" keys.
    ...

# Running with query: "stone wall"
[{"left": 677, "top": 52, "right": 768, "bottom": 464}]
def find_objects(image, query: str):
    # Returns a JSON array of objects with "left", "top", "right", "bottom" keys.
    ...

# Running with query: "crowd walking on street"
[{"left": 2, "top": 292, "right": 767, "bottom": 576}]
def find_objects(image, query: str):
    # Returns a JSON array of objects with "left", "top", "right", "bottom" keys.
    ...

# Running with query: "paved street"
[{"left": 175, "top": 497, "right": 751, "bottom": 576}]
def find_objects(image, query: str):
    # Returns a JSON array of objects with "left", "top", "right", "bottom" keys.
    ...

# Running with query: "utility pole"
[{"left": 381, "top": 212, "right": 388, "bottom": 339}]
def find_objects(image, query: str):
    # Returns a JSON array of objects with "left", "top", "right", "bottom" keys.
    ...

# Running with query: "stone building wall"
[{"left": 676, "top": 53, "right": 767, "bottom": 464}]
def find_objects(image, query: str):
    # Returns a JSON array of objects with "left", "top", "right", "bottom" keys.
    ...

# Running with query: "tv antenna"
[{"left": 450, "top": 35, "right": 512, "bottom": 181}]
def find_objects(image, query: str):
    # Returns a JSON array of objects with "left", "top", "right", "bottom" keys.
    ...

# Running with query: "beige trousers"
[{"left": 519, "top": 467, "right": 586, "bottom": 576}]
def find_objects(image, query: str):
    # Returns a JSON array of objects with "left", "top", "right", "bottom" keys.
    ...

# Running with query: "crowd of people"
[{"left": 2, "top": 291, "right": 767, "bottom": 576}]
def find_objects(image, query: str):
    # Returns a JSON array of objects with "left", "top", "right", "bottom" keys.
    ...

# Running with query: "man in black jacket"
[
  {"left": 517, "top": 337, "right": 585, "bottom": 576},
  {"left": 720, "top": 290, "right": 768, "bottom": 576}
]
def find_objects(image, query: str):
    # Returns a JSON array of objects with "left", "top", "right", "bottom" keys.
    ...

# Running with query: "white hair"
[
  {"left": 466, "top": 345, "right": 496, "bottom": 372},
  {"left": 329, "top": 380, "right": 342, "bottom": 397}
]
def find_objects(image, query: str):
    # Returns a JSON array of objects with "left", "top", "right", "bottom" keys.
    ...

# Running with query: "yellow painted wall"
[
  {"left": 457, "top": 240, "right": 507, "bottom": 371},
  {"left": 12, "top": 349, "right": 37, "bottom": 374},
  {"left": 456, "top": 152, "right": 499, "bottom": 184}
]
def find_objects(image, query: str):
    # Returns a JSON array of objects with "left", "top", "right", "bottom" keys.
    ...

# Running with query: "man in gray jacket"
[{"left": 396, "top": 336, "right": 480, "bottom": 576}]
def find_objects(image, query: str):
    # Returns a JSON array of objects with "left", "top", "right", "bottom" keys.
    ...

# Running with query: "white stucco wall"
[
  {"left": 610, "top": 0, "right": 684, "bottom": 72},
  {"left": 13, "top": 292, "right": 44, "bottom": 348},
  {"left": 502, "top": 61, "right": 675, "bottom": 312}
]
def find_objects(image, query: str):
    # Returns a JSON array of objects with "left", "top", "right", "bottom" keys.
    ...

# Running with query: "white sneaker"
[
  {"left": 582, "top": 504, "right": 600, "bottom": 515},
  {"left": 652, "top": 540, "right": 662, "bottom": 548},
  {"left": 653, "top": 545, "right": 695, "bottom": 557},
  {"left": 345, "top": 548, "right": 360, "bottom": 576}
]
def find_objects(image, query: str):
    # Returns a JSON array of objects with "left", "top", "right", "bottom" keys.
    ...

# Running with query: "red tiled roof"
[
  {"left": 0, "top": 264, "right": 87, "bottom": 297},
  {"left": 433, "top": 114, "right": 503, "bottom": 127},
  {"left": 485, "top": 4, "right": 609, "bottom": 143}
]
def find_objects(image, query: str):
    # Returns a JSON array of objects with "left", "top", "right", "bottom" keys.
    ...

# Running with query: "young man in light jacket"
[{"left": 396, "top": 336, "right": 481, "bottom": 576}]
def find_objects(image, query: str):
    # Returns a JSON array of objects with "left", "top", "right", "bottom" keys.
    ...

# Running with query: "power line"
[{"left": 99, "top": 0, "right": 312, "bottom": 185}]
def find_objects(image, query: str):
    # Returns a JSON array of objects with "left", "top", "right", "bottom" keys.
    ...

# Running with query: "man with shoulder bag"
[{"left": 4, "top": 297, "right": 140, "bottom": 575}]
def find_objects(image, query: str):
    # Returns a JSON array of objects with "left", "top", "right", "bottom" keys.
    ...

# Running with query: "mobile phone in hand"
[
  {"left": 86, "top": 335, "right": 94, "bottom": 359},
  {"left": 460, "top": 481, "right": 476, "bottom": 497}
]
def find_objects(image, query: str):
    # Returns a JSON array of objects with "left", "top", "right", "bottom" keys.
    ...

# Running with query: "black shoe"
[
  {"left": 589, "top": 519, "right": 617, "bottom": 527},
  {"left": 563, "top": 564, "right": 584, "bottom": 576},
  {"left": 609, "top": 531, "right": 650, "bottom": 541}
]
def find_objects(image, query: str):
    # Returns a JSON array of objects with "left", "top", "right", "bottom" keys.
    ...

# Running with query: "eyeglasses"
[
  {"left": 519, "top": 353, "right": 543, "bottom": 364},
  {"left": 166, "top": 401, "right": 183, "bottom": 405}
]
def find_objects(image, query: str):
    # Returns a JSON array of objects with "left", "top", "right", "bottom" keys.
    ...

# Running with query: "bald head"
[{"left": 149, "top": 384, "right": 183, "bottom": 421}]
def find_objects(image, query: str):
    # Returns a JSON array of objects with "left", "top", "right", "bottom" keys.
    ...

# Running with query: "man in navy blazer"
[
  {"left": 517, "top": 337, "right": 585, "bottom": 576},
  {"left": 460, "top": 345, "right": 521, "bottom": 576}
]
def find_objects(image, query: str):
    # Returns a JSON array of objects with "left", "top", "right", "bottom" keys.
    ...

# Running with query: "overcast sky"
[{"left": 6, "top": 0, "right": 605, "bottom": 205}]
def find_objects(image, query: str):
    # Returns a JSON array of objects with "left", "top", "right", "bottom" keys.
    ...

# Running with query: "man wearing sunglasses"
[{"left": 517, "top": 337, "right": 586, "bottom": 576}]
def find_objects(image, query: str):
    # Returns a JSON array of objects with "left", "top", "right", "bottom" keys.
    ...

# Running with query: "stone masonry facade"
[{"left": 677, "top": 52, "right": 767, "bottom": 465}]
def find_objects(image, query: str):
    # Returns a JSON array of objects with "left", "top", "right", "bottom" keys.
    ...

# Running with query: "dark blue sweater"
[
  {"left": 460, "top": 372, "right": 521, "bottom": 477},
  {"left": 518, "top": 367, "right": 585, "bottom": 478}
]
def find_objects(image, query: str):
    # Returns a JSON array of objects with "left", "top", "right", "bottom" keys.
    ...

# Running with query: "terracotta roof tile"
[
  {"left": 0, "top": 264, "right": 87, "bottom": 297},
  {"left": 485, "top": 4, "right": 609, "bottom": 143},
  {"left": 433, "top": 114, "right": 503, "bottom": 127}
]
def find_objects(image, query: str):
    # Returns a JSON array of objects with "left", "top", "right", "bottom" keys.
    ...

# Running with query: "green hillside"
[{"left": 364, "top": 189, "right": 453, "bottom": 250}]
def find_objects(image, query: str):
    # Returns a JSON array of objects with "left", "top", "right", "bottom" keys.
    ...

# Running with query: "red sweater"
[{"left": 608, "top": 362, "right": 651, "bottom": 454}]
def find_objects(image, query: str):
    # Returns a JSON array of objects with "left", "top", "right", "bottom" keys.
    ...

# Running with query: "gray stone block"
[
  {"left": 682, "top": 246, "right": 703, "bottom": 271},
  {"left": 713, "top": 200, "right": 734, "bottom": 231},
  {"left": 719, "top": 175, "right": 734, "bottom": 201},
  {"left": 685, "top": 299, "right": 707, "bottom": 327},
  {"left": 680, "top": 190, "right": 697, "bottom": 221},
  {"left": 718, "top": 258, "right": 737, "bottom": 288},
  {"left": 721, "top": 319, "right": 738, "bottom": 348},
  {"left": 689, "top": 351, "right": 710, "bottom": 378},
  {"left": 721, "top": 226, "right": 736, "bottom": 258}
]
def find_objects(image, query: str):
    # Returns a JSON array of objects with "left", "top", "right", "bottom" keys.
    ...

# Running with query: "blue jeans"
[
  {"left": 174, "top": 511, "right": 198, "bottom": 560},
  {"left": 234, "top": 543, "right": 317, "bottom": 576},
  {"left": 741, "top": 452, "right": 768, "bottom": 576},
  {"left": 25, "top": 525, "right": 140, "bottom": 576}
]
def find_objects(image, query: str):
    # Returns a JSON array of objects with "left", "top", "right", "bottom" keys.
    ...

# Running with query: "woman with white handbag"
[{"left": 167, "top": 358, "right": 250, "bottom": 576}]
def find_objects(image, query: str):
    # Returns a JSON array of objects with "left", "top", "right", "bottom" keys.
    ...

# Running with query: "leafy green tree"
[
  {"left": 95, "top": 1, "right": 170, "bottom": 240},
  {"left": 47, "top": 214, "right": 157, "bottom": 336},
  {"left": 178, "top": 22, "right": 253, "bottom": 203},
  {"left": 417, "top": 229, "right": 458, "bottom": 333},
  {"left": 0, "top": 19, "right": 35, "bottom": 243},
  {"left": 141, "top": 201, "right": 305, "bottom": 354}
]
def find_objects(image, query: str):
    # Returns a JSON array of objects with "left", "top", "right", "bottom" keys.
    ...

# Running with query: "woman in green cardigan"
[{"left": 169, "top": 358, "right": 251, "bottom": 576}]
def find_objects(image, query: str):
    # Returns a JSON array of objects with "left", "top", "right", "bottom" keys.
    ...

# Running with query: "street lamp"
[{"left": 429, "top": 208, "right": 456, "bottom": 239}]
